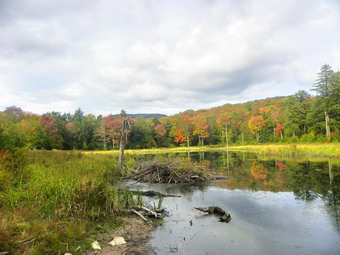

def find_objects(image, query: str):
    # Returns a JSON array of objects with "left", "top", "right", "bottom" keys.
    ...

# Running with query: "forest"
[{"left": 0, "top": 64, "right": 339, "bottom": 152}]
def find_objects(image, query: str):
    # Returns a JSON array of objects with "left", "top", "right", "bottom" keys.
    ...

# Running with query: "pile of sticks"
[{"left": 128, "top": 159, "right": 224, "bottom": 184}]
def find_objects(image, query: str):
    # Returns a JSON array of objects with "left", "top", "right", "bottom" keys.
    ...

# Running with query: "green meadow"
[{"left": 0, "top": 151, "right": 140, "bottom": 254}]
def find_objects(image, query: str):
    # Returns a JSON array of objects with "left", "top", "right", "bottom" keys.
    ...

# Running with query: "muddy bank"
[{"left": 85, "top": 217, "right": 155, "bottom": 255}]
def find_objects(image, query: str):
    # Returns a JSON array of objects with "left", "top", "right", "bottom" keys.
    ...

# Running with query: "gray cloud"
[{"left": 0, "top": 0, "right": 339, "bottom": 115}]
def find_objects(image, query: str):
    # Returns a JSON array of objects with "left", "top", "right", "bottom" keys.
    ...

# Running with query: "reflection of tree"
[
  {"left": 324, "top": 183, "right": 340, "bottom": 232},
  {"left": 287, "top": 162, "right": 320, "bottom": 201},
  {"left": 322, "top": 162, "right": 340, "bottom": 232},
  {"left": 287, "top": 161, "right": 340, "bottom": 232},
  {"left": 250, "top": 161, "right": 268, "bottom": 180}
]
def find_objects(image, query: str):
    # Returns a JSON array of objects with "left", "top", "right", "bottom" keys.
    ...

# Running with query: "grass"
[
  {"left": 0, "top": 151, "right": 141, "bottom": 254},
  {"left": 83, "top": 143, "right": 340, "bottom": 158},
  {"left": 230, "top": 143, "right": 340, "bottom": 158}
]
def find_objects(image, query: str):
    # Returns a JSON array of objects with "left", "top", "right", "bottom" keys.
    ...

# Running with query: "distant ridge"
[{"left": 111, "top": 113, "right": 167, "bottom": 119}]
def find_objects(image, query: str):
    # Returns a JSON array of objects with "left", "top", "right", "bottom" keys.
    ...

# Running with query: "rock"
[
  {"left": 64, "top": 253, "right": 72, "bottom": 255},
  {"left": 109, "top": 236, "right": 126, "bottom": 246},
  {"left": 91, "top": 241, "right": 101, "bottom": 250}
]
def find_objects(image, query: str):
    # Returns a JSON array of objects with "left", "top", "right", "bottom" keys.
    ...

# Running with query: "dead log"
[
  {"left": 120, "top": 188, "right": 180, "bottom": 197},
  {"left": 195, "top": 206, "right": 231, "bottom": 222},
  {"left": 125, "top": 206, "right": 164, "bottom": 222},
  {"left": 127, "top": 209, "right": 148, "bottom": 222},
  {"left": 132, "top": 190, "right": 181, "bottom": 197},
  {"left": 132, "top": 206, "right": 163, "bottom": 218}
]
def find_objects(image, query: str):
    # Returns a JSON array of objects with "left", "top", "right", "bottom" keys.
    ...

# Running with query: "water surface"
[{"left": 128, "top": 151, "right": 340, "bottom": 255}]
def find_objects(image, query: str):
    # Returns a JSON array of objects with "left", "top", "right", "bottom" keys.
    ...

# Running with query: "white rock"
[
  {"left": 109, "top": 236, "right": 126, "bottom": 246},
  {"left": 64, "top": 253, "right": 72, "bottom": 255},
  {"left": 91, "top": 241, "right": 102, "bottom": 250}
]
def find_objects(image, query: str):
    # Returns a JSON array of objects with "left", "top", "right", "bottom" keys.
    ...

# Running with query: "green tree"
[
  {"left": 128, "top": 118, "right": 155, "bottom": 149},
  {"left": 285, "top": 90, "right": 311, "bottom": 138},
  {"left": 312, "top": 64, "right": 339, "bottom": 140}
]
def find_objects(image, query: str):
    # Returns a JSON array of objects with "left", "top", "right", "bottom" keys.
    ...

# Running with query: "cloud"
[{"left": 0, "top": 0, "right": 339, "bottom": 115}]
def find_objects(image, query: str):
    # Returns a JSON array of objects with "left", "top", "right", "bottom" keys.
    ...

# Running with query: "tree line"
[{"left": 0, "top": 64, "right": 339, "bottom": 151}]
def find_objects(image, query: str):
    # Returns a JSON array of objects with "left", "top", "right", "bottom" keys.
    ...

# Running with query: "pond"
[{"left": 127, "top": 151, "right": 340, "bottom": 255}]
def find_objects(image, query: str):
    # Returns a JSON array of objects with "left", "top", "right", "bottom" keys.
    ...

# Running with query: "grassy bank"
[
  {"left": 85, "top": 143, "right": 340, "bottom": 158},
  {"left": 0, "top": 151, "right": 140, "bottom": 254},
  {"left": 230, "top": 143, "right": 340, "bottom": 158}
]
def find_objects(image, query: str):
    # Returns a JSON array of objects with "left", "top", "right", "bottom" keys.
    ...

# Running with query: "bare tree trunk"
[
  {"left": 225, "top": 125, "right": 229, "bottom": 148},
  {"left": 103, "top": 133, "right": 106, "bottom": 150},
  {"left": 118, "top": 115, "right": 131, "bottom": 173},
  {"left": 280, "top": 130, "right": 283, "bottom": 139},
  {"left": 256, "top": 132, "right": 259, "bottom": 143},
  {"left": 118, "top": 134, "right": 125, "bottom": 171},
  {"left": 187, "top": 136, "right": 190, "bottom": 147},
  {"left": 325, "top": 111, "right": 331, "bottom": 141},
  {"left": 242, "top": 133, "right": 244, "bottom": 145}
]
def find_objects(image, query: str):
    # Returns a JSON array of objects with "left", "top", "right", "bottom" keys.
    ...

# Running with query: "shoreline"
[{"left": 85, "top": 217, "right": 155, "bottom": 255}]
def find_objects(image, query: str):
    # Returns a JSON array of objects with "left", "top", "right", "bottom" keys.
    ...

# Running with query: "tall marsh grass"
[
  {"left": 232, "top": 143, "right": 340, "bottom": 158},
  {"left": 0, "top": 151, "right": 139, "bottom": 254},
  {"left": 87, "top": 143, "right": 340, "bottom": 158}
]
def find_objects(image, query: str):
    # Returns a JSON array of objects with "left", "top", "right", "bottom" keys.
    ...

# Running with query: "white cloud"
[{"left": 0, "top": 0, "right": 339, "bottom": 115}]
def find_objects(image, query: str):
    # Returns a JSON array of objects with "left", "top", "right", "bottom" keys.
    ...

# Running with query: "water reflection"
[
  {"left": 131, "top": 151, "right": 340, "bottom": 254},
  {"left": 134, "top": 151, "right": 340, "bottom": 232}
]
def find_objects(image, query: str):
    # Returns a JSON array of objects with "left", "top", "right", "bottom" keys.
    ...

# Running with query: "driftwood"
[
  {"left": 195, "top": 206, "right": 231, "bottom": 222},
  {"left": 132, "top": 206, "right": 162, "bottom": 218},
  {"left": 129, "top": 189, "right": 181, "bottom": 197},
  {"left": 119, "top": 188, "right": 180, "bottom": 197},
  {"left": 128, "top": 209, "right": 148, "bottom": 222},
  {"left": 125, "top": 206, "right": 164, "bottom": 222}
]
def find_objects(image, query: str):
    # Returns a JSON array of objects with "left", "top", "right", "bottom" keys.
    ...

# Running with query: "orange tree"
[{"left": 192, "top": 115, "right": 209, "bottom": 146}]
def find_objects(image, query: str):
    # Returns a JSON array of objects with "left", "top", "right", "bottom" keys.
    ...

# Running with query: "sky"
[{"left": 0, "top": 0, "right": 339, "bottom": 116}]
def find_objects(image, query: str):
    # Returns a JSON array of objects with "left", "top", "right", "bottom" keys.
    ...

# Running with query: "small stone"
[
  {"left": 91, "top": 241, "right": 101, "bottom": 250},
  {"left": 64, "top": 253, "right": 72, "bottom": 255},
  {"left": 109, "top": 236, "right": 126, "bottom": 246}
]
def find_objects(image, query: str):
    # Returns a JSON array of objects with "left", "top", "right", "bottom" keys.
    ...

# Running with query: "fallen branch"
[
  {"left": 130, "top": 190, "right": 181, "bottom": 197},
  {"left": 195, "top": 206, "right": 231, "bottom": 222},
  {"left": 127, "top": 209, "right": 148, "bottom": 222},
  {"left": 132, "top": 206, "right": 162, "bottom": 218},
  {"left": 125, "top": 206, "right": 165, "bottom": 222}
]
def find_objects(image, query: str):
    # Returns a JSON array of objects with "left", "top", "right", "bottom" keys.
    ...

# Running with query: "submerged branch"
[{"left": 195, "top": 206, "right": 231, "bottom": 222}]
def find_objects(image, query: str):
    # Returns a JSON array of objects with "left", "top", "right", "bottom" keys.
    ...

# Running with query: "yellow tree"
[{"left": 248, "top": 115, "right": 265, "bottom": 143}]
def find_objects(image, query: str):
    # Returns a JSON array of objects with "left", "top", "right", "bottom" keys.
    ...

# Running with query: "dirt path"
[{"left": 85, "top": 217, "right": 155, "bottom": 255}]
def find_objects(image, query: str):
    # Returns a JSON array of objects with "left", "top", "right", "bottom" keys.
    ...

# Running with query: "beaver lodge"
[{"left": 127, "top": 159, "right": 226, "bottom": 183}]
